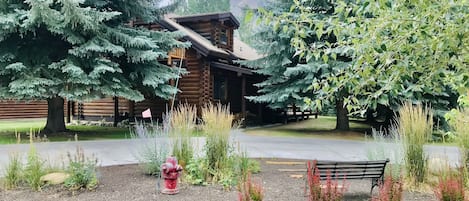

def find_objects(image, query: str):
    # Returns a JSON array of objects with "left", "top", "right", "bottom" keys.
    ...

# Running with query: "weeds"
[
  {"left": 445, "top": 106, "right": 469, "bottom": 186},
  {"left": 238, "top": 174, "right": 264, "bottom": 201},
  {"left": 397, "top": 102, "right": 432, "bottom": 184},
  {"left": 306, "top": 160, "right": 347, "bottom": 201},
  {"left": 4, "top": 153, "right": 23, "bottom": 189},
  {"left": 64, "top": 146, "right": 98, "bottom": 191}
]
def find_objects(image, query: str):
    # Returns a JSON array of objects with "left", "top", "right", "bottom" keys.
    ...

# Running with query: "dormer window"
[{"left": 220, "top": 29, "right": 228, "bottom": 45}]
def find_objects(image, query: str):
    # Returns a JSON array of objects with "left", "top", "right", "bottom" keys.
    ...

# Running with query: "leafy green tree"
[
  {"left": 242, "top": 0, "right": 352, "bottom": 130},
  {"left": 257, "top": 0, "right": 468, "bottom": 127},
  {"left": 0, "top": 0, "right": 187, "bottom": 133},
  {"left": 176, "top": 0, "right": 230, "bottom": 15}
]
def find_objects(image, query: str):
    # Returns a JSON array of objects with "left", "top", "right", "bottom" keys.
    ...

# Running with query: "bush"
[
  {"left": 445, "top": 106, "right": 469, "bottom": 186},
  {"left": 434, "top": 167, "right": 466, "bottom": 201},
  {"left": 397, "top": 102, "right": 432, "bottom": 183},
  {"left": 4, "top": 153, "right": 23, "bottom": 190},
  {"left": 24, "top": 145, "right": 45, "bottom": 191},
  {"left": 184, "top": 157, "right": 210, "bottom": 185},
  {"left": 239, "top": 174, "right": 264, "bottom": 201},
  {"left": 64, "top": 146, "right": 98, "bottom": 191},
  {"left": 306, "top": 160, "right": 347, "bottom": 201},
  {"left": 131, "top": 121, "right": 170, "bottom": 176}
]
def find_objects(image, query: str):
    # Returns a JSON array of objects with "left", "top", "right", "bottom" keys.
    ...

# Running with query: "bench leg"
[{"left": 371, "top": 176, "right": 384, "bottom": 194}]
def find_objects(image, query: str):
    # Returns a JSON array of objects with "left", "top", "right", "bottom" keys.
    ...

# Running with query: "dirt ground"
[{"left": 0, "top": 159, "right": 436, "bottom": 201}]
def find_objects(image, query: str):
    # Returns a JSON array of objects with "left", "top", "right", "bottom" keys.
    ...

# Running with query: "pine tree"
[
  {"left": 242, "top": 0, "right": 352, "bottom": 130},
  {"left": 0, "top": 0, "right": 187, "bottom": 133}
]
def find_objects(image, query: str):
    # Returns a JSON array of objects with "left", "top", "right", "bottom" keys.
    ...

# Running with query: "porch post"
[
  {"left": 113, "top": 96, "right": 119, "bottom": 127},
  {"left": 241, "top": 76, "right": 246, "bottom": 118}
]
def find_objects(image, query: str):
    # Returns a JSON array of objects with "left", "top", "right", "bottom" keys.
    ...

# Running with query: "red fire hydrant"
[{"left": 161, "top": 156, "right": 183, "bottom": 194}]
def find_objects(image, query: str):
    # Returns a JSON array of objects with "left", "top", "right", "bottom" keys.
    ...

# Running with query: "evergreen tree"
[
  {"left": 0, "top": 0, "right": 187, "bottom": 133},
  {"left": 175, "top": 0, "right": 230, "bottom": 15},
  {"left": 242, "top": 0, "right": 352, "bottom": 130}
]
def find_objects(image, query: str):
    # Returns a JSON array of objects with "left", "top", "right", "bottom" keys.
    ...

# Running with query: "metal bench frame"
[{"left": 309, "top": 159, "right": 390, "bottom": 193}]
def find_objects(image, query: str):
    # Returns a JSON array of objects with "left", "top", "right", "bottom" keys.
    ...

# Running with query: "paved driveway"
[{"left": 0, "top": 130, "right": 461, "bottom": 176}]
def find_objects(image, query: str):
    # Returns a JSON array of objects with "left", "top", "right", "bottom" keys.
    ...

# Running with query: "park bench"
[{"left": 308, "top": 159, "right": 390, "bottom": 193}]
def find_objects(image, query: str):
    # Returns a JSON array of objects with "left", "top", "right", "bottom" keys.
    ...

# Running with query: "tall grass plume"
[
  {"left": 170, "top": 104, "right": 197, "bottom": 169},
  {"left": 201, "top": 102, "right": 233, "bottom": 173},
  {"left": 396, "top": 102, "right": 433, "bottom": 184}
]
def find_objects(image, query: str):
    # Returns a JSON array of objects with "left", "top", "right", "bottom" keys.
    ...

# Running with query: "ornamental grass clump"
[
  {"left": 170, "top": 104, "right": 197, "bottom": 169},
  {"left": 130, "top": 121, "right": 170, "bottom": 176},
  {"left": 201, "top": 102, "right": 233, "bottom": 178},
  {"left": 396, "top": 102, "right": 432, "bottom": 184},
  {"left": 445, "top": 106, "right": 469, "bottom": 185},
  {"left": 24, "top": 144, "right": 45, "bottom": 191},
  {"left": 3, "top": 153, "right": 23, "bottom": 190}
]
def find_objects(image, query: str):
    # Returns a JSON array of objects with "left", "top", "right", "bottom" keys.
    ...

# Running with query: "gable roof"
[
  {"left": 172, "top": 12, "right": 240, "bottom": 28},
  {"left": 159, "top": 13, "right": 262, "bottom": 61}
]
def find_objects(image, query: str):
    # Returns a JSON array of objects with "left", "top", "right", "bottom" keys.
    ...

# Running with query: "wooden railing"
[{"left": 283, "top": 105, "right": 318, "bottom": 123}]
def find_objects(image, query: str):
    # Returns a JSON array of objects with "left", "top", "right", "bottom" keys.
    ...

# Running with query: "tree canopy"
[
  {"left": 0, "top": 0, "right": 188, "bottom": 132},
  {"left": 242, "top": 0, "right": 352, "bottom": 130},
  {"left": 248, "top": 0, "right": 468, "bottom": 128}
]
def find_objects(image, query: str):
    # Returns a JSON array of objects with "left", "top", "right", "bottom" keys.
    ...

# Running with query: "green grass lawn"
[
  {"left": 0, "top": 119, "right": 130, "bottom": 144},
  {"left": 244, "top": 116, "right": 372, "bottom": 141}
]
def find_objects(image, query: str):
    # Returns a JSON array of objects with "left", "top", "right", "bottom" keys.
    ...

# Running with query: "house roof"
[
  {"left": 160, "top": 15, "right": 262, "bottom": 61},
  {"left": 159, "top": 12, "right": 263, "bottom": 75},
  {"left": 172, "top": 12, "right": 240, "bottom": 28}
]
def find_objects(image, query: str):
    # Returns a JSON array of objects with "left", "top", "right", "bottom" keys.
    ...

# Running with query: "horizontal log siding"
[
  {"left": 134, "top": 98, "right": 167, "bottom": 119},
  {"left": 73, "top": 97, "right": 128, "bottom": 117},
  {"left": 176, "top": 49, "right": 201, "bottom": 107},
  {"left": 185, "top": 21, "right": 213, "bottom": 41},
  {"left": 0, "top": 100, "right": 48, "bottom": 119}
]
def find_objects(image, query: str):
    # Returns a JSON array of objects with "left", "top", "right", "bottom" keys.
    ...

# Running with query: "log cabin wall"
[
  {"left": 0, "top": 100, "right": 48, "bottom": 119},
  {"left": 180, "top": 21, "right": 234, "bottom": 52},
  {"left": 175, "top": 48, "right": 201, "bottom": 107},
  {"left": 72, "top": 97, "right": 128, "bottom": 120}
]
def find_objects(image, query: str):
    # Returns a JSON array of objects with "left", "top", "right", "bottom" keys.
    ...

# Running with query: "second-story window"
[{"left": 220, "top": 29, "right": 228, "bottom": 45}]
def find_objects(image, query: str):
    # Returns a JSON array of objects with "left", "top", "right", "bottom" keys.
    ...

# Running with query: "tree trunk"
[
  {"left": 335, "top": 98, "right": 350, "bottom": 131},
  {"left": 43, "top": 97, "right": 66, "bottom": 134}
]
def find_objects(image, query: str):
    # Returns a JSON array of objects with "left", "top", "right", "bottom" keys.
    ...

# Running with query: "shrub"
[
  {"left": 372, "top": 172, "right": 403, "bottom": 201},
  {"left": 170, "top": 104, "right": 197, "bottom": 169},
  {"left": 64, "top": 146, "right": 98, "bottom": 191},
  {"left": 4, "top": 153, "right": 23, "bottom": 190},
  {"left": 184, "top": 157, "right": 210, "bottom": 185},
  {"left": 306, "top": 161, "right": 347, "bottom": 201},
  {"left": 239, "top": 174, "right": 264, "bottom": 201},
  {"left": 434, "top": 167, "right": 465, "bottom": 201},
  {"left": 24, "top": 145, "right": 45, "bottom": 191},
  {"left": 201, "top": 102, "right": 233, "bottom": 179},
  {"left": 397, "top": 102, "right": 432, "bottom": 183},
  {"left": 131, "top": 121, "right": 170, "bottom": 176}
]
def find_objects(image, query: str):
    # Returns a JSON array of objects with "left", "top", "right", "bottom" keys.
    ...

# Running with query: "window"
[
  {"left": 213, "top": 77, "right": 227, "bottom": 101},
  {"left": 220, "top": 29, "right": 228, "bottom": 45}
]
